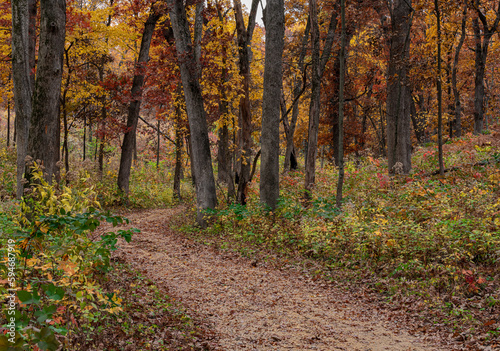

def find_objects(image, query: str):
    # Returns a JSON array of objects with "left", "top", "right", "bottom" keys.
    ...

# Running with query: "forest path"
[{"left": 109, "top": 207, "right": 444, "bottom": 351}]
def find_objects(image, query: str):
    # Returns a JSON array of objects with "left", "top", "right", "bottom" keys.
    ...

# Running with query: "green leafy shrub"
[{"left": 0, "top": 164, "right": 138, "bottom": 350}]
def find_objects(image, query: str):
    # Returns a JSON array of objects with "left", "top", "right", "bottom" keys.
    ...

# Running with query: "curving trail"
[{"left": 109, "top": 208, "right": 445, "bottom": 351}]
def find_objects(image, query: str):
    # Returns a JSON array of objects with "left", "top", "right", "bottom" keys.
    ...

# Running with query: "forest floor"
[{"left": 97, "top": 206, "right": 462, "bottom": 351}]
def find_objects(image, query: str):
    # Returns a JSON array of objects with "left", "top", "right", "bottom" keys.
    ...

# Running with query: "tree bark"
[
  {"left": 28, "top": 0, "right": 36, "bottom": 87},
  {"left": 386, "top": 0, "right": 413, "bottom": 174},
  {"left": 118, "top": 7, "right": 160, "bottom": 193},
  {"left": 451, "top": 2, "right": 466, "bottom": 138},
  {"left": 216, "top": 4, "right": 235, "bottom": 199},
  {"left": 168, "top": 0, "right": 217, "bottom": 226},
  {"left": 330, "top": 52, "right": 341, "bottom": 165},
  {"left": 283, "top": 17, "right": 310, "bottom": 172},
  {"left": 61, "top": 44, "right": 73, "bottom": 177},
  {"left": 233, "top": 0, "right": 259, "bottom": 205},
  {"left": 410, "top": 92, "right": 425, "bottom": 144},
  {"left": 284, "top": 8, "right": 338, "bottom": 173},
  {"left": 435, "top": 0, "right": 444, "bottom": 175},
  {"left": 185, "top": 132, "right": 196, "bottom": 186},
  {"left": 304, "top": 0, "right": 321, "bottom": 197},
  {"left": 471, "top": 0, "right": 500, "bottom": 135},
  {"left": 7, "top": 101, "right": 10, "bottom": 147},
  {"left": 26, "top": 0, "right": 66, "bottom": 184},
  {"left": 260, "top": 0, "right": 284, "bottom": 210},
  {"left": 62, "top": 104, "right": 69, "bottom": 177},
  {"left": 173, "top": 104, "right": 183, "bottom": 201},
  {"left": 336, "top": 0, "right": 346, "bottom": 208},
  {"left": 11, "top": 0, "right": 34, "bottom": 198},
  {"left": 156, "top": 118, "right": 160, "bottom": 169}
]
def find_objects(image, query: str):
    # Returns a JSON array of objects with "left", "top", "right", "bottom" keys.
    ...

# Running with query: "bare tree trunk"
[
  {"left": 410, "top": 92, "right": 425, "bottom": 144},
  {"left": 173, "top": 105, "right": 183, "bottom": 201},
  {"left": 446, "top": 51, "right": 453, "bottom": 139},
  {"left": 168, "top": 0, "right": 217, "bottom": 226},
  {"left": 472, "top": 0, "right": 500, "bottom": 135},
  {"left": 156, "top": 118, "right": 160, "bottom": 170},
  {"left": 330, "top": 53, "right": 341, "bottom": 166},
  {"left": 13, "top": 116, "right": 16, "bottom": 146},
  {"left": 435, "top": 0, "right": 444, "bottom": 175},
  {"left": 216, "top": 5, "right": 235, "bottom": 199},
  {"left": 118, "top": 7, "right": 160, "bottom": 193},
  {"left": 185, "top": 132, "right": 196, "bottom": 186},
  {"left": 62, "top": 105, "right": 69, "bottom": 177},
  {"left": 284, "top": 8, "right": 338, "bottom": 173},
  {"left": 283, "top": 17, "right": 310, "bottom": 172},
  {"left": 28, "top": 0, "right": 36, "bottom": 87},
  {"left": 336, "top": 0, "right": 346, "bottom": 208},
  {"left": 473, "top": 17, "right": 485, "bottom": 135},
  {"left": 304, "top": 3, "right": 339, "bottom": 193},
  {"left": 451, "top": 3, "right": 466, "bottom": 138},
  {"left": 7, "top": 101, "right": 10, "bottom": 147},
  {"left": 62, "top": 44, "right": 73, "bottom": 177},
  {"left": 233, "top": 0, "right": 259, "bottom": 205},
  {"left": 260, "top": 0, "right": 284, "bottom": 210},
  {"left": 26, "top": 0, "right": 66, "bottom": 184},
  {"left": 304, "top": 0, "right": 321, "bottom": 198},
  {"left": 386, "top": 0, "right": 413, "bottom": 174},
  {"left": 11, "top": 0, "right": 35, "bottom": 198}
]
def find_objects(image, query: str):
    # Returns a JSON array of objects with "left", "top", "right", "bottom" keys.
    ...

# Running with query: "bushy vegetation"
[
  {"left": 195, "top": 132, "right": 500, "bottom": 342},
  {"left": 0, "top": 162, "right": 137, "bottom": 350},
  {"left": 1, "top": 131, "right": 499, "bottom": 348}
]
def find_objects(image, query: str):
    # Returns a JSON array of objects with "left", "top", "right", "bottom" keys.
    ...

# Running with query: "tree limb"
[{"left": 138, "top": 115, "right": 176, "bottom": 145}]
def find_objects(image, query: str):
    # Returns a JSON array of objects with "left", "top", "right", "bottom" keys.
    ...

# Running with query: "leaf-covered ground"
[
  {"left": 99, "top": 207, "right": 456, "bottom": 351},
  {"left": 68, "top": 260, "right": 213, "bottom": 350}
]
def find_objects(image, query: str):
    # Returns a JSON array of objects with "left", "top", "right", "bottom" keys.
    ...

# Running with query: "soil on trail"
[{"left": 109, "top": 207, "right": 445, "bottom": 351}]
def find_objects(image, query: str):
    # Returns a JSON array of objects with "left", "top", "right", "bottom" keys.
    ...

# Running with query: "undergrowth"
[
  {"left": 0, "top": 164, "right": 137, "bottom": 350},
  {"left": 194, "top": 132, "right": 500, "bottom": 346}
]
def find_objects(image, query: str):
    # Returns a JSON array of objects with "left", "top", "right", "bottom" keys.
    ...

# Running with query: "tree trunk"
[
  {"left": 336, "top": 0, "right": 346, "bottom": 208},
  {"left": 473, "top": 17, "right": 485, "bottom": 135},
  {"left": 305, "top": 3, "right": 339, "bottom": 190},
  {"left": 451, "top": 3, "right": 466, "bottom": 138},
  {"left": 386, "top": 0, "right": 413, "bottom": 174},
  {"left": 216, "top": 6, "right": 235, "bottom": 199},
  {"left": 28, "top": 0, "right": 36, "bottom": 87},
  {"left": 63, "top": 105, "right": 69, "bottom": 177},
  {"left": 118, "top": 7, "right": 160, "bottom": 193},
  {"left": 7, "top": 101, "right": 10, "bottom": 147},
  {"left": 185, "top": 132, "right": 196, "bottom": 186},
  {"left": 173, "top": 105, "right": 183, "bottom": 201},
  {"left": 26, "top": 0, "right": 66, "bottom": 184},
  {"left": 156, "top": 118, "right": 160, "bottom": 170},
  {"left": 410, "top": 92, "right": 425, "bottom": 144},
  {"left": 62, "top": 45, "right": 73, "bottom": 177},
  {"left": 330, "top": 53, "right": 341, "bottom": 166},
  {"left": 304, "top": 0, "right": 321, "bottom": 198},
  {"left": 11, "top": 0, "right": 35, "bottom": 198},
  {"left": 260, "top": 0, "right": 284, "bottom": 210},
  {"left": 472, "top": 0, "right": 500, "bottom": 135},
  {"left": 233, "top": 0, "right": 259, "bottom": 205},
  {"left": 283, "top": 17, "right": 310, "bottom": 172},
  {"left": 168, "top": 0, "right": 217, "bottom": 226},
  {"left": 435, "top": 0, "right": 444, "bottom": 175}
]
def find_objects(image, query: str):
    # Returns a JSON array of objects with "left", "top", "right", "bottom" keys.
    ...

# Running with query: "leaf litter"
[{"left": 99, "top": 207, "right": 459, "bottom": 351}]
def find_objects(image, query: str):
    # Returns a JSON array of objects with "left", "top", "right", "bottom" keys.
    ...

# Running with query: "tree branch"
[{"left": 138, "top": 116, "right": 176, "bottom": 145}]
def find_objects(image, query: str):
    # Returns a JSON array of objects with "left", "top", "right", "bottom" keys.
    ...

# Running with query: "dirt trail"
[{"left": 110, "top": 208, "right": 444, "bottom": 351}]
